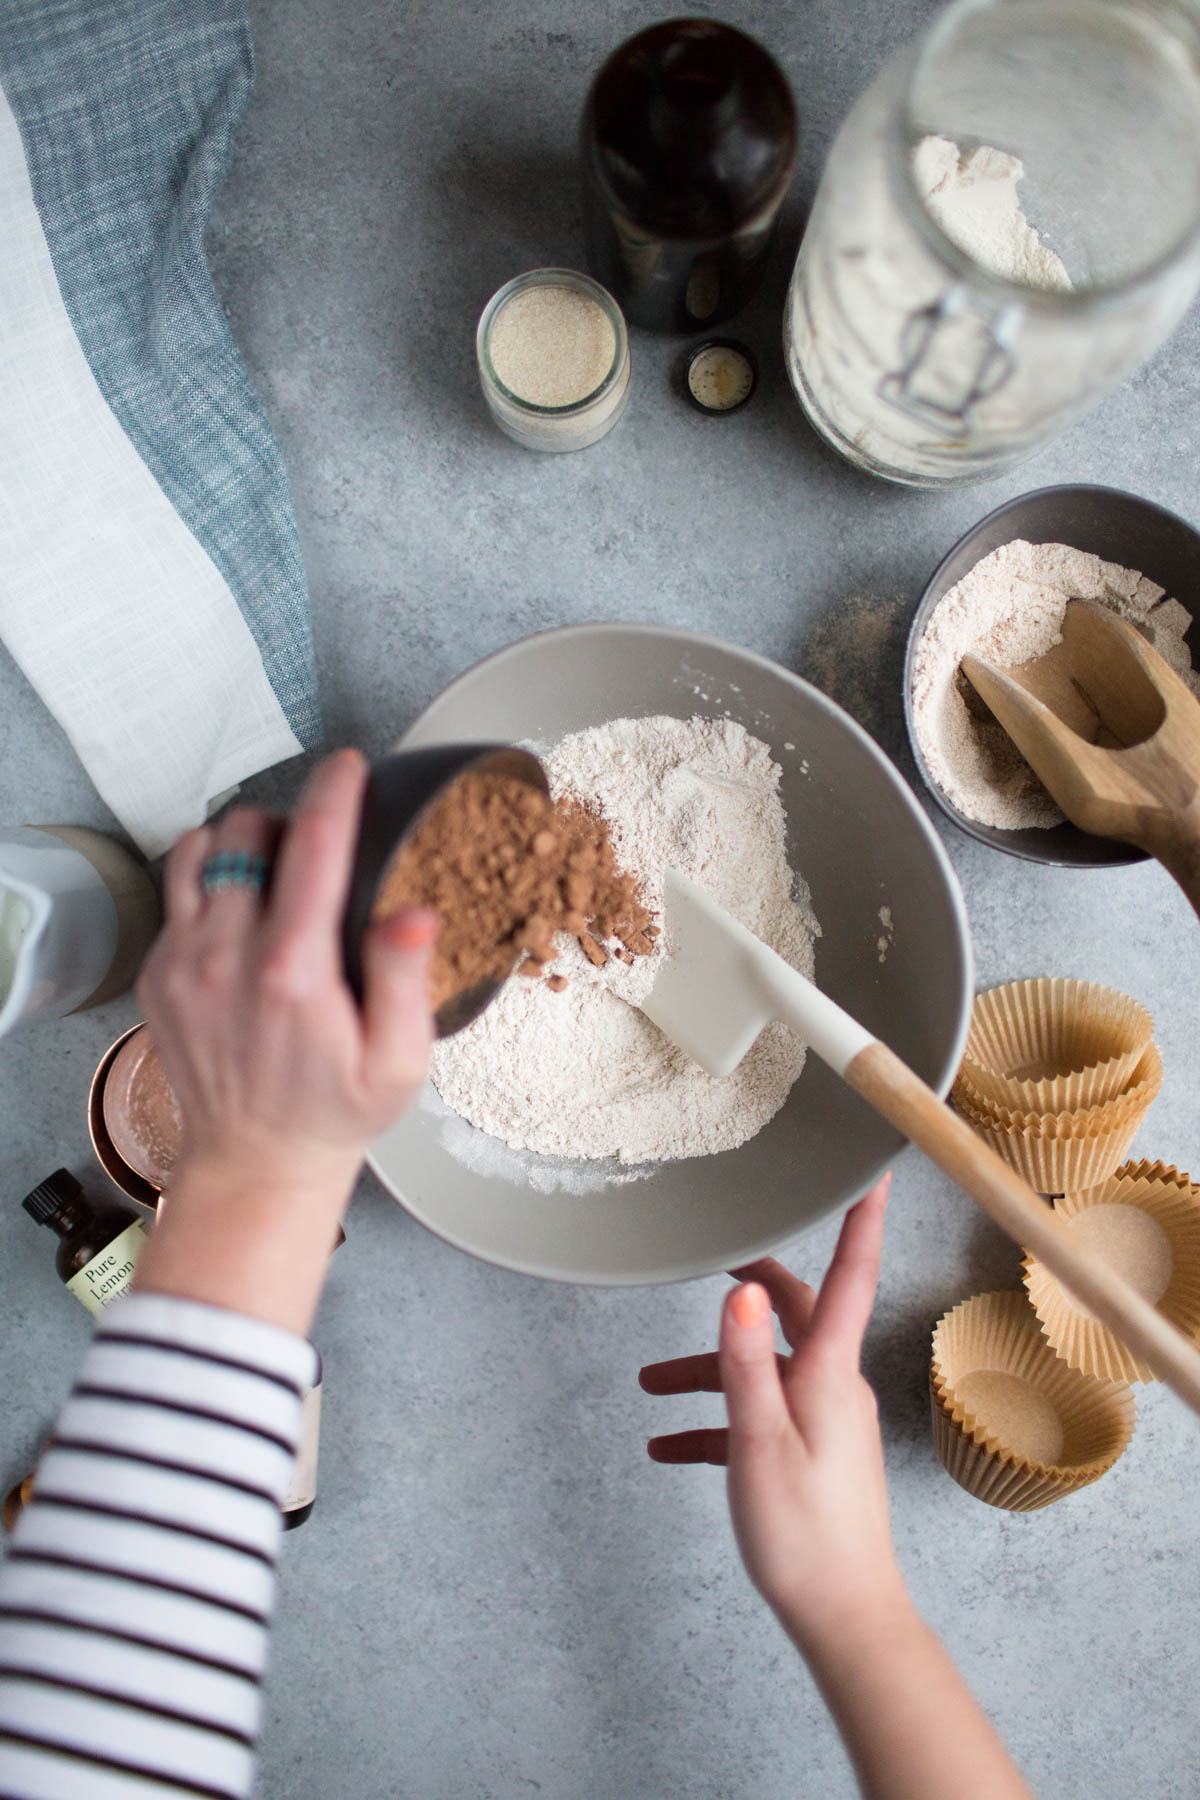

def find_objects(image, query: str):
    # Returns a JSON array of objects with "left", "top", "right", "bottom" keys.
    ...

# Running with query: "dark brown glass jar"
[{"left": 581, "top": 17, "right": 798, "bottom": 333}]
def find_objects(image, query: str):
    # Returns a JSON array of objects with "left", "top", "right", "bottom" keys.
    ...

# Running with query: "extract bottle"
[
  {"left": 22, "top": 1169, "right": 146, "bottom": 1315},
  {"left": 282, "top": 1350, "right": 322, "bottom": 1531},
  {"left": 581, "top": 17, "right": 798, "bottom": 333}
]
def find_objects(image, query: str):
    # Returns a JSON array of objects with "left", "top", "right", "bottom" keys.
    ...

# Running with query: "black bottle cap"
[
  {"left": 22, "top": 1168, "right": 84, "bottom": 1227},
  {"left": 684, "top": 339, "right": 758, "bottom": 414}
]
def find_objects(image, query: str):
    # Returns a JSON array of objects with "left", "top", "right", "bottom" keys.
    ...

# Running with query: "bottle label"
[
  {"left": 66, "top": 1220, "right": 147, "bottom": 1316},
  {"left": 284, "top": 1382, "right": 321, "bottom": 1513}
]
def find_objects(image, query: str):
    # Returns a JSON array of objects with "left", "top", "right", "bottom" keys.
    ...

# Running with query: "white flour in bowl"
[
  {"left": 911, "top": 538, "right": 1200, "bottom": 830},
  {"left": 430, "top": 715, "right": 821, "bottom": 1163}
]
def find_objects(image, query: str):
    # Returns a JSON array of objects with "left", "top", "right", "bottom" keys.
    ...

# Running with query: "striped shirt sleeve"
[{"left": 0, "top": 1293, "right": 317, "bottom": 1799}]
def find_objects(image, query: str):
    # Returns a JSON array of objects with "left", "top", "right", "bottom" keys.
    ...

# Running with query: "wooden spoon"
[{"left": 961, "top": 599, "right": 1200, "bottom": 916}]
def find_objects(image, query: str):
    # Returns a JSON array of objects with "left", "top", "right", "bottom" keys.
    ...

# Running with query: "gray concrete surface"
[{"left": 3, "top": 0, "right": 1200, "bottom": 1794}]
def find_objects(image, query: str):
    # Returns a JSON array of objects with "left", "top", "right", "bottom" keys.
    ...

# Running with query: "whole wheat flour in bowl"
[
  {"left": 368, "top": 622, "right": 971, "bottom": 1285},
  {"left": 911, "top": 537, "right": 1200, "bottom": 832},
  {"left": 430, "top": 715, "right": 821, "bottom": 1163}
]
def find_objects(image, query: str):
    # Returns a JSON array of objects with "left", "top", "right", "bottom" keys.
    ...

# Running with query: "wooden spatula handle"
[{"left": 847, "top": 1039, "right": 1200, "bottom": 1417}]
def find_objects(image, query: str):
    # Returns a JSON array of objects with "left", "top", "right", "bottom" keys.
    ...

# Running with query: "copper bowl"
[{"left": 87, "top": 1024, "right": 161, "bottom": 1216}]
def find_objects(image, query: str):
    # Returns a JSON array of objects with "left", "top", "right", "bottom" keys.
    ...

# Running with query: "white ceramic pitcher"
[{"left": 0, "top": 826, "right": 160, "bottom": 1040}]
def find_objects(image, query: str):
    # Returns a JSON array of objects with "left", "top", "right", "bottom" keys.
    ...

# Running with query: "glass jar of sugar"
[
  {"left": 785, "top": 0, "right": 1200, "bottom": 486},
  {"left": 476, "top": 269, "right": 630, "bottom": 452}
]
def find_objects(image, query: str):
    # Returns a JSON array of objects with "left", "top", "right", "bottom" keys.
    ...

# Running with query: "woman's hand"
[
  {"left": 133, "top": 749, "right": 435, "bottom": 1332},
  {"left": 643, "top": 1176, "right": 1036, "bottom": 1800},
  {"left": 639, "top": 1178, "right": 904, "bottom": 1650},
  {"left": 140, "top": 749, "right": 434, "bottom": 1198}
]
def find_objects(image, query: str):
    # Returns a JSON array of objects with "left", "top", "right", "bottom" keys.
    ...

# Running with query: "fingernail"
[
  {"left": 731, "top": 1282, "right": 769, "bottom": 1328},
  {"left": 381, "top": 907, "right": 438, "bottom": 951},
  {"left": 311, "top": 746, "right": 363, "bottom": 788}
]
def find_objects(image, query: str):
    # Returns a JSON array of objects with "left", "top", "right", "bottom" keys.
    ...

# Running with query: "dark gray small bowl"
[
  {"left": 904, "top": 483, "right": 1200, "bottom": 868},
  {"left": 342, "top": 743, "right": 549, "bottom": 1035}
]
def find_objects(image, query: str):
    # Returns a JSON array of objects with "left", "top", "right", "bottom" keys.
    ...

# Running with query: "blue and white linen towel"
[{"left": 0, "top": 0, "right": 321, "bottom": 857}]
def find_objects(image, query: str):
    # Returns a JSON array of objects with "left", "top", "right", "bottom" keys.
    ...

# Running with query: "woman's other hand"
[{"left": 639, "top": 1178, "right": 903, "bottom": 1650}]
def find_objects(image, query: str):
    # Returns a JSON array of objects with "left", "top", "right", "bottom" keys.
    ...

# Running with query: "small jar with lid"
[{"left": 476, "top": 269, "right": 631, "bottom": 452}]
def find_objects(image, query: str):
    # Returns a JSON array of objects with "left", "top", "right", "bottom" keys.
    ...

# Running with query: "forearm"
[
  {"left": 786, "top": 1588, "right": 1035, "bottom": 1800},
  {"left": 133, "top": 1151, "right": 356, "bottom": 1337},
  {"left": 0, "top": 1292, "right": 315, "bottom": 1798}
]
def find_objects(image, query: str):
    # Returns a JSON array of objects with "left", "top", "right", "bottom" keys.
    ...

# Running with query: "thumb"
[
  {"left": 719, "top": 1282, "right": 790, "bottom": 1448},
  {"left": 362, "top": 908, "right": 437, "bottom": 1087}
]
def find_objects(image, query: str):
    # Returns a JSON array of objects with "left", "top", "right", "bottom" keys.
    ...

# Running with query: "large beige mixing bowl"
[{"left": 370, "top": 624, "right": 972, "bottom": 1284}]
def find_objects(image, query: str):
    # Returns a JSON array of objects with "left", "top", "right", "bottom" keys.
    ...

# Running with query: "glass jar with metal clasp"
[{"left": 784, "top": 0, "right": 1200, "bottom": 486}]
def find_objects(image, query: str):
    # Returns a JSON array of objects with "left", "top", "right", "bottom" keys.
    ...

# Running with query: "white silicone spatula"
[{"left": 641, "top": 867, "right": 1200, "bottom": 1417}]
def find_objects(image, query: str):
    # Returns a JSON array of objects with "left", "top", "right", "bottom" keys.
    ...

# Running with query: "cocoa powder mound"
[{"left": 372, "top": 770, "right": 655, "bottom": 1013}]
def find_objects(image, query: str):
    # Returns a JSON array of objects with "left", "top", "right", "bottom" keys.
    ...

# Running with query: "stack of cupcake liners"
[
  {"left": 951, "top": 978, "right": 1159, "bottom": 1195},
  {"left": 930, "top": 979, "right": 1199, "bottom": 1510}
]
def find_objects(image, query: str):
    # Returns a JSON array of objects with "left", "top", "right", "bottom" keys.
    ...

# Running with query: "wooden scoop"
[{"left": 961, "top": 600, "right": 1200, "bottom": 915}]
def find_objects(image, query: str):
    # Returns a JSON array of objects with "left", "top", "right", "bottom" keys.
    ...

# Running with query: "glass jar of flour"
[{"left": 785, "top": 0, "right": 1200, "bottom": 486}]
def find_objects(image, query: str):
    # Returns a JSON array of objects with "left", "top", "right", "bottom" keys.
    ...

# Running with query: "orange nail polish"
[
  {"left": 384, "top": 909, "right": 438, "bottom": 951},
  {"left": 731, "top": 1282, "right": 769, "bottom": 1327}
]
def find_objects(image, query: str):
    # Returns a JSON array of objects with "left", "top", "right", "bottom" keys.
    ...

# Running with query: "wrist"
[
  {"left": 170, "top": 1142, "right": 362, "bottom": 1215},
  {"left": 132, "top": 1147, "right": 358, "bottom": 1336},
  {"left": 774, "top": 1561, "right": 916, "bottom": 1666}
]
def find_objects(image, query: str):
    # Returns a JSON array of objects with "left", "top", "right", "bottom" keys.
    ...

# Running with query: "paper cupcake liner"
[
  {"left": 1023, "top": 1161, "right": 1200, "bottom": 1383},
  {"left": 955, "top": 1042, "right": 1160, "bottom": 1124},
  {"left": 952, "top": 1044, "right": 1163, "bottom": 1139},
  {"left": 930, "top": 1392, "right": 1098, "bottom": 1511},
  {"left": 962, "top": 1113, "right": 1146, "bottom": 1196},
  {"left": 960, "top": 1045, "right": 1146, "bottom": 1116},
  {"left": 953, "top": 1084, "right": 1147, "bottom": 1144},
  {"left": 930, "top": 1291, "right": 1136, "bottom": 1510},
  {"left": 962, "top": 979, "right": 1153, "bottom": 1114}
]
